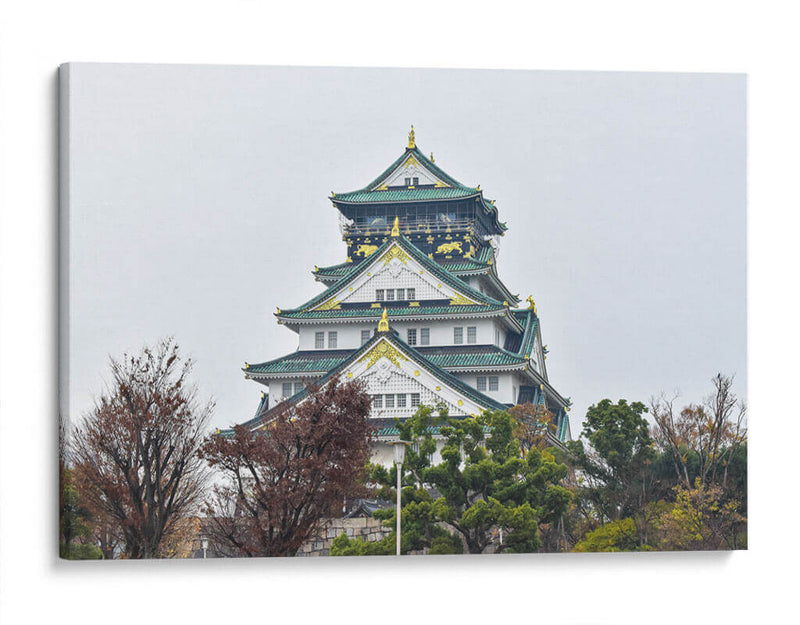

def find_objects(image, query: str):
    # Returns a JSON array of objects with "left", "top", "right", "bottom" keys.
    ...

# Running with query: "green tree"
[
  {"left": 568, "top": 399, "right": 654, "bottom": 525},
  {"left": 657, "top": 479, "right": 746, "bottom": 551},
  {"left": 573, "top": 517, "right": 642, "bottom": 552}
]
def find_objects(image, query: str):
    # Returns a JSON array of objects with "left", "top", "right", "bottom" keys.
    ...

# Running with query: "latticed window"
[
  {"left": 489, "top": 376, "right": 499, "bottom": 391},
  {"left": 385, "top": 394, "right": 395, "bottom": 408},
  {"left": 294, "top": 382, "right": 303, "bottom": 395},
  {"left": 412, "top": 177, "right": 419, "bottom": 186},
  {"left": 282, "top": 382, "right": 293, "bottom": 397},
  {"left": 407, "top": 288, "right": 416, "bottom": 300},
  {"left": 361, "top": 330, "right": 371, "bottom": 345},
  {"left": 376, "top": 289, "right": 384, "bottom": 301},
  {"left": 477, "top": 376, "right": 487, "bottom": 391},
  {"left": 410, "top": 393, "right": 421, "bottom": 407},
  {"left": 315, "top": 332, "right": 324, "bottom": 349},
  {"left": 373, "top": 395, "right": 383, "bottom": 409},
  {"left": 386, "top": 289, "right": 395, "bottom": 301},
  {"left": 397, "top": 394, "right": 407, "bottom": 408},
  {"left": 420, "top": 328, "right": 430, "bottom": 345},
  {"left": 407, "top": 329, "right": 417, "bottom": 345},
  {"left": 328, "top": 331, "right": 337, "bottom": 348},
  {"left": 396, "top": 288, "right": 405, "bottom": 300},
  {"left": 454, "top": 327, "right": 463, "bottom": 344},
  {"left": 467, "top": 326, "right": 477, "bottom": 344}
]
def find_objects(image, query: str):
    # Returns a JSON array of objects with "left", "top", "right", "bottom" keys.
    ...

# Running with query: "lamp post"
[{"left": 389, "top": 440, "right": 411, "bottom": 556}]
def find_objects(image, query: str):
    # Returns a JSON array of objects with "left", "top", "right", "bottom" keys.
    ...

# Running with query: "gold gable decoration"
[
  {"left": 408, "top": 125, "right": 415, "bottom": 149},
  {"left": 358, "top": 339, "right": 408, "bottom": 370},
  {"left": 381, "top": 244, "right": 410, "bottom": 266}
]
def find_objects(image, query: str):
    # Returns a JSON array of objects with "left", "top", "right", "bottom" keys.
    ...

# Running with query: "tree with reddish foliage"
[
  {"left": 72, "top": 338, "right": 212, "bottom": 558},
  {"left": 199, "top": 376, "right": 373, "bottom": 557}
]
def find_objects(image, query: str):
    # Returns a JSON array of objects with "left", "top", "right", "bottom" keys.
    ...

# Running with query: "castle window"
[
  {"left": 386, "top": 289, "right": 395, "bottom": 301},
  {"left": 396, "top": 288, "right": 405, "bottom": 300},
  {"left": 376, "top": 289, "right": 385, "bottom": 301},
  {"left": 404, "top": 177, "right": 411, "bottom": 186},
  {"left": 477, "top": 376, "right": 487, "bottom": 391},
  {"left": 385, "top": 394, "right": 395, "bottom": 408},
  {"left": 489, "top": 376, "right": 499, "bottom": 391},
  {"left": 467, "top": 326, "right": 477, "bottom": 344},
  {"left": 397, "top": 394, "right": 407, "bottom": 408},
  {"left": 412, "top": 177, "right": 419, "bottom": 186},
  {"left": 407, "top": 329, "right": 417, "bottom": 345},
  {"left": 315, "top": 332, "right": 324, "bottom": 349},
  {"left": 411, "top": 393, "right": 421, "bottom": 407},
  {"left": 454, "top": 327, "right": 463, "bottom": 344},
  {"left": 420, "top": 328, "right": 430, "bottom": 345},
  {"left": 282, "top": 382, "right": 293, "bottom": 397},
  {"left": 328, "top": 331, "right": 337, "bottom": 348},
  {"left": 407, "top": 288, "right": 416, "bottom": 300},
  {"left": 361, "top": 330, "right": 371, "bottom": 345},
  {"left": 373, "top": 395, "right": 383, "bottom": 409},
  {"left": 294, "top": 382, "right": 303, "bottom": 395}
]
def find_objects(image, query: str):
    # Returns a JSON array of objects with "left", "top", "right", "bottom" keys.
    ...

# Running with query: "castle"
[{"left": 236, "top": 127, "right": 571, "bottom": 463}]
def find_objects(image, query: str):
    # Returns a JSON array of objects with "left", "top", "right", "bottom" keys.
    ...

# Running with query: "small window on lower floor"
[
  {"left": 407, "top": 288, "right": 416, "bottom": 300},
  {"left": 376, "top": 289, "right": 385, "bottom": 301},
  {"left": 410, "top": 393, "right": 421, "bottom": 407},
  {"left": 489, "top": 376, "right": 499, "bottom": 391},
  {"left": 407, "top": 329, "right": 417, "bottom": 345},
  {"left": 361, "top": 330, "right": 371, "bottom": 345},
  {"left": 396, "top": 288, "right": 405, "bottom": 300},
  {"left": 420, "top": 328, "right": 430, "bottom": 345},
  {"left": 397, "top": 394, "right": 407, "bottom": 408},
  {"left": 328, "top": 331, "right": 338, "bottom": 348},
  {"left": 282, "top": 382, "right": 293, "bottom": 397},
  {"left": 294, "top": 382, "right": 303, "bottom": 395},
  {"left": 373, "top": 395, "right": 383, "bottom": 409},
  {"left": 385, "top": 394, "right": 395, "bottom": 408},
  {"left": 477, "top": 376, "right": 487, "bottom": 391},
  {"left": 315, "top": 332, "right": 324, "bottom": 349}
]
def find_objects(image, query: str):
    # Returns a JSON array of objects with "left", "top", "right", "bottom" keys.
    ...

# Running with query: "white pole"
[{"left": 396, "top": 461, "right": 402, "bottom": 556}]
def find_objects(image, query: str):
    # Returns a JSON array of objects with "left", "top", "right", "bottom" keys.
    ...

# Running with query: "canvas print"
[{"left": 59, "top": 64, "right": 746, "bottom": 559}]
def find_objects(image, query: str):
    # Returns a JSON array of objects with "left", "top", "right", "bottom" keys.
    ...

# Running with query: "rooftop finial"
[
  {"left": 391, "top": 216, "right": 400, "bottom": 237},
  {"left": 378, "top": 307, "right": 390, "bottom": 332},
  {"left": 408, "top": 124, "right": 415, "bottom": 149},
  {"left": 527, "top": 295, "right": 536, "bottom": 312}
]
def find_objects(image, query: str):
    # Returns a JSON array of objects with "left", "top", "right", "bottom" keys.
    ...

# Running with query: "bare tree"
[
  {"left": 73, "top": 338, "right": 212, "bottom": 558},
  {"left": 650, "top": 373, "right": 747, "bottom": 491},
  {"left": 508, "top": 402, "right": 555, "bottom": 457},
  {"left": 199, "top": 376, "right": 373, "bottom": 557}
]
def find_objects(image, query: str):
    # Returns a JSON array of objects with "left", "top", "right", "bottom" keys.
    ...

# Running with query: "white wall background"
[{"left": 1, "top": 2, "right": 797, "bottom": 625}]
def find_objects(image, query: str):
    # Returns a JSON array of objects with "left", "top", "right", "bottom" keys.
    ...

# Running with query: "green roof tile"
[
  {"left": 334, "top": 187, "right": 479, "bottom": 204},
  {"left": 246, "top": 345, "right": 528, "bottom": 376}
]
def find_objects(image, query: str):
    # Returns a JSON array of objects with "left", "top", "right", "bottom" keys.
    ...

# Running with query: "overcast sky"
[{"left": 63, "top": 64, "right": 746, "bottom": 434}]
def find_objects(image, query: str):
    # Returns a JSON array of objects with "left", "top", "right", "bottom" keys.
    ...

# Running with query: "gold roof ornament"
[
  {"left": 408, "top": 124, "right": 415, "bottom": 149},
  {"left": 430, "top": 152, "right": 435, "bottom": 162},
  {"left": 391, "top": 216, "right": 400, "bottom": 237},
  {"left": 378, "top": 307, "right": 389, "bottom": 332},
  {"left": 527, "top": 296, "right": 536, "bottom": 312}
]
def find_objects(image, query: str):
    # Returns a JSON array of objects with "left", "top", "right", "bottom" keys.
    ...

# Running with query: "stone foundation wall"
[{"left": 297, "top": 517, "right": 391, "bottom": 557}]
